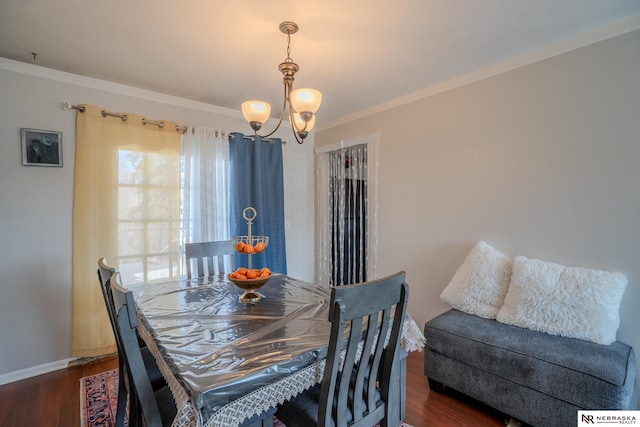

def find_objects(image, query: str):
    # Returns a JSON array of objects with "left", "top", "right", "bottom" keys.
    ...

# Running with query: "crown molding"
[
  {"left": 3, "top": 12, "right": 639, "bottom": 131},
  {"left": 0, "top": 57, "right": 241, "bottom": 118},
  {"left": 318, "top": 13, "right": 640, "bottom": 131}
]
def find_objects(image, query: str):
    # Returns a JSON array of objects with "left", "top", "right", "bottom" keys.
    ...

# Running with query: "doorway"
[{"left": 316, "top": 134, "right": 379, "bottom": 286}]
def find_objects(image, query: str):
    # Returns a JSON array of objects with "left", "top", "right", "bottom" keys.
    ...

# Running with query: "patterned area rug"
[
  {"left": 80, "top": 369, "right": 414, "bottom": 427},
  {"left": 80, "top": 369, "right": 125, "bottom": 427}
]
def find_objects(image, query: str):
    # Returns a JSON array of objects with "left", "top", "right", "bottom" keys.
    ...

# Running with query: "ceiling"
[{"left": 2, "top": 1, "right": 640, "bottom": 127}]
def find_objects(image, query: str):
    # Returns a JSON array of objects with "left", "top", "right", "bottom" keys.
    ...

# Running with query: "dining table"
[{"left": 131, "top": 273, "right": 425, "bottom": 427}]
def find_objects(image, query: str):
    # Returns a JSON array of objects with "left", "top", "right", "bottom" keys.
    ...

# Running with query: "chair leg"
[
  {"left": 128, "top": 393, "right": 144, "bottom": 427},
  {"left": 428, "top": 378, "right": 445, "bottom": 392},
  {"left": 121, "top": 365, "right": 143, "bottom": 427},
  {"left": 399, "top": 353, "right": 407, "bottom": 420},
  {"left": 381, "top": 354, "right": 403, "bottom": 426},
  {"left": 115, "top": 365, "right": 128, "bottom": 427}
]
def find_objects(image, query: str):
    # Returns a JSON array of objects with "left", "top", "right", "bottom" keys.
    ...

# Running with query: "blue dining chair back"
[
  {"left": 185, "top": 240, "right": 235, "bottom": 278},
  {"left": 110, "top": 271, "right": 177, "bottom": 427},
  {"left": 96, "top": 258, "right": 129, "bottom": 427},
  {"left": 97, "top": 258, "right": 167, "bottom": 426},
  {"left": 276, "top": 271, "right": 409, "bottom": 427}
]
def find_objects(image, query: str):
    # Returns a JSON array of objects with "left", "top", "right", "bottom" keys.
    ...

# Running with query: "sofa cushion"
[
  {"left": 440, "top": 241, "right": 512, "bottom": 319},
  {"left": 496, "top": 256, "right": 628, "bottom": 345},
  {"left": 424, "top": 309, "right": 636, "bottom": 410}
]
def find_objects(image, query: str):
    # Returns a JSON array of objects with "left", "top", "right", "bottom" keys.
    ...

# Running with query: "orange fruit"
[
  {"left": 243, "top": 244, "right": 255, "bottom": 254},
  {"left": 255, "top": 242, "right": 265, "bottom": 253},
  {"left": 235, "top": 241, "right": 246, "bottom": 252},
  {"left": 236, "top": 274, "right": 248, "bottom": 280},
  {"left": 260, "top": 267, "right": 271, "bottom": 275},
  {"left": 237, "top": 267, "right": 248, "bottom": 275},
  {"left": 246, "top": 270, "right": 259, "bottom": 279},
  {"left": 259, "top": 271, "right": 270, "bottom": 278}
]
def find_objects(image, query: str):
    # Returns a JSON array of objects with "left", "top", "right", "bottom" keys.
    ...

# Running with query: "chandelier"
[{"left": 241, "top": 21, "right": 322, "bottom": 144}]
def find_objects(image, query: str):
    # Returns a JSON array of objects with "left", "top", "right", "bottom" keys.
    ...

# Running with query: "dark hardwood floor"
[
  {"left": 0, "top": 351, "right": 509, "bottom": 427},
  {"left": 404, "top": 351, "right": 508, "bottom": 427}
]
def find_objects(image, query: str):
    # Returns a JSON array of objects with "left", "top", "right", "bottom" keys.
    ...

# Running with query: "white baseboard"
[{"left": 0, "top": 358, "right": 78, "bottom": 386}]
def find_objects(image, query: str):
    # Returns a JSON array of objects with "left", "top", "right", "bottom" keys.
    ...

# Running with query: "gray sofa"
[{"left": 424, "top": 309, "right": 638, "bottom": 427}]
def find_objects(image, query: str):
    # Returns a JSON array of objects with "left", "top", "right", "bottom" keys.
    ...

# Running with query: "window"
[{"left": 117, "top": 150, "right": 181, "bottom": 284}]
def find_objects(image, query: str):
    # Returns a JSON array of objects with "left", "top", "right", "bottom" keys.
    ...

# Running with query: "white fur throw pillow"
[
  {"left": 496, "top": 256, "right": 628, "bottom": 345},
  {"left": 440, "top": 241, "right": 512, "bottom": 319}
]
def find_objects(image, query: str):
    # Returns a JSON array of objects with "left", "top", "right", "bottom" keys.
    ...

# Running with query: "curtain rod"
[
  {"left": 228, "top": 133, "right": 287, "bottom": 145},
  {"left": 62, "top": 102, "right": 187, "bottom": 133}
]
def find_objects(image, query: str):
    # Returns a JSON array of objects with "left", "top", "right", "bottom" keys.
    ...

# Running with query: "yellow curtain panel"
[{"left": 71, "top": 104, "right": 181, "bottom": 357}]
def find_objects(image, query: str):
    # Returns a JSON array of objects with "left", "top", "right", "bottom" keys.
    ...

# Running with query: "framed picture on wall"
[{"left": 21, "top": 128, "right": 63, "bottom": 167}]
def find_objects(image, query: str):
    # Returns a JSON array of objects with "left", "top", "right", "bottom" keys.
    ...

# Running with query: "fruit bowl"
[{"left": 227, "top": 268, "right": 272, "bottom": 303}]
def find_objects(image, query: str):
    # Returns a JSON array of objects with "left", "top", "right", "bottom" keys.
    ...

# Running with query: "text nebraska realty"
[{"left": 582, "top": 414, "right": 637, "bottom": 424}]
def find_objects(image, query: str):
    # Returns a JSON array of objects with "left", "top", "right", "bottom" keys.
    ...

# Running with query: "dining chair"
[
  {"left": 275, "top": 271, "right": 409, "bottom": 427},
  {"left": 97, "top": 258, "right": 167, "bottom": 426},
  {"left": 184, "top": 240, "right": 234, "bottom": 278},
  {"left": 110, "top": 271, "right": 178, "bottom": 427}
]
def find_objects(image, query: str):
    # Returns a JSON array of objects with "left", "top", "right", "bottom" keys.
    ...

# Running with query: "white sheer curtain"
[
  {"left": 316, "top": 133, "right": 379, "bottom": 286},
  {"left": 182, "top": 126, "right": 231, "bottom": 271}
]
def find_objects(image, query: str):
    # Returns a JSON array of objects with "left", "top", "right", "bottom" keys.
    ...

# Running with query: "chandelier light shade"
[
  {"left": 241, "top": 101, "right": 272, "bottom": 131},
  {"left": 241, "top": 21, "right": 322, "bottom": 144},
  {"left": 290, "top": 88, "right": 322, "bottom": 115},
  {"left": 291, "top": 112, "right": 316, "bottom": 139}
]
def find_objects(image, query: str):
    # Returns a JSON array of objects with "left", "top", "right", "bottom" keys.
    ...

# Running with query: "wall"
[
  {"left": 0, "top": 60, "right": 315, "bottom": 380},
  {"left": 316, "top": 29, "right": 640, "bottom": 406}
]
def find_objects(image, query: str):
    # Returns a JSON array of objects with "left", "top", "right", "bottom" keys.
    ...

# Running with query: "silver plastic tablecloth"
[{"left": 132, "top": 274, "right": 425, "bottom": 427}]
